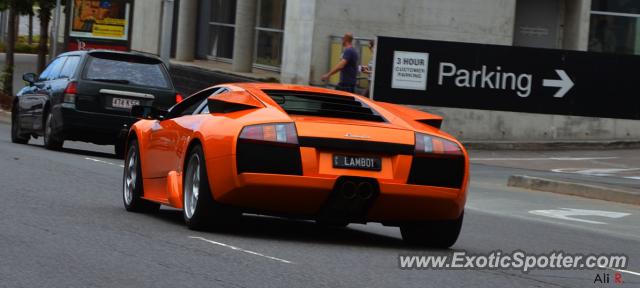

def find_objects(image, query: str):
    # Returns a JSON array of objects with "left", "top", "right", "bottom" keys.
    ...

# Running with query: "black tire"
[
  {"left": 123, "top": 139, "right": 160, "bottom": 213},
  {"left": 183, "top": 144, "right": 238, "bottom": 230},
  {"left": 43, "top": 112, "right": 63, "bottom": 150},
  {"left": 400, "top": 211, "right": 464, "bottom": 248},
  {"left": 114, "top": 140, "right": 125, "bottom": 159},
  {"left": 11, "top": 106, "right": 29, "bottom": 144}
]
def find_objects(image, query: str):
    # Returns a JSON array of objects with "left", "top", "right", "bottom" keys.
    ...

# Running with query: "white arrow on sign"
[
  {"left": 543, "top": 69, "right": 574, "bottom": 98},
  {"left": 529, "top": 208, "right": 630, "bottom": 224}
]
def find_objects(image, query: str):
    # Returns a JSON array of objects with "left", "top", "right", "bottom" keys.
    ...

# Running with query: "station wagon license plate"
[
  {"left": 111, "top": 98, "right": 140, "bottom": 109},
  {"left": 333, "top": 155, "right": 381, "bottom": 171}
]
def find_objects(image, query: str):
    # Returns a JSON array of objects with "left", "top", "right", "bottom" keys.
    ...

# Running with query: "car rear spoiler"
[
  {"left": 208, "top": 91, "right": 264, "bottom": 113},
  {"left": 374, "top": 102, "right": 444, "bottom": 129}
]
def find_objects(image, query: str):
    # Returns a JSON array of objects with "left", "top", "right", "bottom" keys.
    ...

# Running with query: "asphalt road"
[{"left": 0, "top": 120, "right": 638, "bottom": 288}]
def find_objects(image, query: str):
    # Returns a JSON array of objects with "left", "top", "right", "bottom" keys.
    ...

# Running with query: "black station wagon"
[{"left": 11, "top": 50, "right": 181, "bottom": 157}]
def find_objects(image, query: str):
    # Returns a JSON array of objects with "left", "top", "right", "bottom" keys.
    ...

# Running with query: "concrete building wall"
[
  {"left": 131, "top": 0, "right": 162, "bottom": 55},
  {"left": 308, "top": 0, "right": 517, "bottom": 84},
  {"left": 412, "top": 106, "right": 640, "bottom": 141},
  {"left": 281, "top": 0, "right": 317, "bottom": 84},
  {"left": 562, "top": 0, "right": 591, "bottom": 51}
]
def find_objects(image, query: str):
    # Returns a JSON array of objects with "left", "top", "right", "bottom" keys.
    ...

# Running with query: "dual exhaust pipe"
[{"left": 339, "top": 181, "right": 374, "bottom": 200}]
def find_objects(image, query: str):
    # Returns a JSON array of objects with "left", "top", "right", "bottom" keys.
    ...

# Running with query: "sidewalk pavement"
[
  {"left": 470, "top": 149, "right": 640, "bottom": 205},
  {"left": 465, "top": 140, "right": 640, "bottom": 150},
  {"left": 508, "top": 174, "right": 640, "bottom": 205},
  {"left": 0, "top": 109, "right": 9, "bottom": 124}
]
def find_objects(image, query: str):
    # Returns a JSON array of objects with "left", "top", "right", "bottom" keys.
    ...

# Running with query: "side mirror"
[
  {"left": 22, "top": 73, "right": 37, "bottom": 85},
  {"left": 131, "top": 105, "right": 168, "bottom": 120}
]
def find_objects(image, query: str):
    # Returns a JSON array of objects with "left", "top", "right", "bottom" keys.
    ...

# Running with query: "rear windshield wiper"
[{"left": 87, "top": 78, "right": 130, "bottom": 84}]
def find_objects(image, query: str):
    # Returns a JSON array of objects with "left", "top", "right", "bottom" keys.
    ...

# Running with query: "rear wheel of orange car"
[
  {"left": 183, "top": 144, "right": 240, "bottom": 230},
  {"left": 183, "top": 144, "right": 217, "bottom": 230},
  {"left": 123, "top": 139, "right": 160, "bottom": 213},
  {"left": 400, "top": 211, "right": 464, "bottom": 248}
]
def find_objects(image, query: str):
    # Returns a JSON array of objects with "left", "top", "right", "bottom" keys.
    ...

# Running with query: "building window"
[
  {"left": 254, "top": 0, "right": 286, "bottom": 69},
  {"left": 208, "top": 0, "right": 237, "bottom": 60},
  {"left": 589, "top": 0, "right": 640, "bottom": 55}
]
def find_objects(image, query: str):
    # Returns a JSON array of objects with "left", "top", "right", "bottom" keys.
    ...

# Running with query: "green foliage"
[
  {"left": 18, "top": 35, "right": 41, "bottom": 44},
  {"left": 0, "top": 0, "right": 36, "bottom": 15},
  {"left": 0, "top": 0, "right": 58, "bottom": 16},
  {"left": 1, "top": 64, "right": 12, "bottom": 97},
  {"left": 0, "top": 42, "right": 37, "bottom": 54},
  {"left": 0, "top": 35, "right": 41, "bottom": 54},
  {"left": 0, "top": 69, "right": 13, "bottom": 109},
  {"left": 16, "top": 42, "right": 39, "bottom": 54}
]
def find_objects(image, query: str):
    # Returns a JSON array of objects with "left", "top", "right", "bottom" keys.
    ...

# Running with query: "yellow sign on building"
[{"left": 92, "top": 24, "right": 125, "bottom": 38}]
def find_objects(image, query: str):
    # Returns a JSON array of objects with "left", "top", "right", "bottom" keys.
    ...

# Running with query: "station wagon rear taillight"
[
  {"left": 175, "top": 93, "right": 184, "bottom": 103},
  {"left": 63, "top": 82, "right": 77, "bottom": 104}
]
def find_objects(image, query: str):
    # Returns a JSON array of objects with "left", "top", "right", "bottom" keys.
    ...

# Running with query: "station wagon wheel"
[
  {"left": 11, "top": 106, "right": 29, "bottom": 144},
  {"left": 123, "top": 139, "right": 160, "bottom": 213},
  {"left": 43, "top": 112, "right": 63, "bottom": 150},
  {"left": 114, "top": 140, "right": 125, "bottom": 159}
]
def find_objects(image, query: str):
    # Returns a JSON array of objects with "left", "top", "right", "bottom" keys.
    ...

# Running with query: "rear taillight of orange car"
[
  {"left": 414, "top": 132, "right": 462, "bottom": 156},
  {"left": 236, "top": 123, "right": 302, "bottom": 175},
  {"left": 175, "top": 93, "right": 184, "bottom": 103},
  {"left": 63, "top": 82, "right": 78, "bottom": 106},
  {"left": 239, "top": 123, "right": 298, "bottom": 145},
  {"left": 409, "top": 132, "right": 465, "bottom": 188}
]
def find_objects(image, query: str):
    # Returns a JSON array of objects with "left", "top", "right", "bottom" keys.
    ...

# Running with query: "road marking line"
[
  {"left": 599, "top": 266, "right": 640, "bottom": 277},
  {"left": 474, "top": 157, "right": 619, "bottom": 161},
  {"left": 551, "top": 168, "right": 640, "bottom": 177},
  {"left": 528, "top": 208, "right": 630, "bottom": 225},
  {"left": 188, "top": 236, "right": 294, "bottom": 264},
  {"left": 471, "top": 157, "right": 617, "bottom": 161},
  {"left": 85, "top": 157, "right": 125, "bottom": 168}
]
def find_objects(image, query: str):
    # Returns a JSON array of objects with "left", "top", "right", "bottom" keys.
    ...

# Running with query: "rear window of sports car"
[
  {"left": 83, "top": 53, "right": 171, "bottom": 89},
  {"left": 262, "top": 90, "right": 386, "bottom": 122}
]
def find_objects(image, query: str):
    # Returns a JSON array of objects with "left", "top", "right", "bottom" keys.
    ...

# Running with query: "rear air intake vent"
[{"left": 262, "top": 90, "right": 386, "bottom": 122}]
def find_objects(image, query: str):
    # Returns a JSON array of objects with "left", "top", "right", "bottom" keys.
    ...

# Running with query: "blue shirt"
[{"left": 339, "top": 47, "right": 359, "bottom": 86}]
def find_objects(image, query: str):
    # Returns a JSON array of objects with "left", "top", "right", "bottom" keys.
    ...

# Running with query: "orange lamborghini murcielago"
[{"left": 123, "top": 83, "right": 468, "bottom": 247}]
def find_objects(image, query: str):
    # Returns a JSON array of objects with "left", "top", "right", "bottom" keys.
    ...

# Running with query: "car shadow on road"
[
  {"left": 60, "top": 147, "right": 118, "bottom": 159},
  {"left": 24, "top": 143, "right": 118, "bottom": 159},
  {"left": 150, "top": 209, "right": 431, "bottom": 250}
]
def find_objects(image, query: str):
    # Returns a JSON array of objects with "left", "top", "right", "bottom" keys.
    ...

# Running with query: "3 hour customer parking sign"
[
  {"left": 374, "top": 36, "right": 640, "bottom": 120},
  {"left": 391, "top": 51, "right": 429, "bottom": 91}
]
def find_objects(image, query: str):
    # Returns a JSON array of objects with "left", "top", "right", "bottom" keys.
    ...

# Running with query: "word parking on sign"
[{"left": 438, "top": 63, "right": 533, "bottom": 97}]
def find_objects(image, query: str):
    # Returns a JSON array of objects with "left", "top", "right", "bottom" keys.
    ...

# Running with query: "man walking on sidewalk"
[{"left": 322, "top": 32, "right": 359, "bottom": 93}]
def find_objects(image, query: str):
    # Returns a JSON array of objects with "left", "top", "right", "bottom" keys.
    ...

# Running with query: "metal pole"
[
  {"left": 160, "top": 0, "right": 175, "bottom": 64},
  {"left": 51, "top": 0, "right": 63, "bottom": 57}
]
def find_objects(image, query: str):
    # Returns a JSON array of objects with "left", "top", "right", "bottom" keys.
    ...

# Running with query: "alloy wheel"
[{"left": 184, "top": 153, "right": 201, "bottom": 219}]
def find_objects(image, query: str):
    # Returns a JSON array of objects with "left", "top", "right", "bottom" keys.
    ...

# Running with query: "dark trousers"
[{"left": 336, "top": 83, "right": 356, "bottom": 93}]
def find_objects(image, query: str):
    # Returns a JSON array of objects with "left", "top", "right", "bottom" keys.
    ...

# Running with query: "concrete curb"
[
  {"left": 507, "top": 175, "right": 640, "bottom": 205},
  {"left": 465, "top": 140, "right": 640, "bottom": 151}
]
